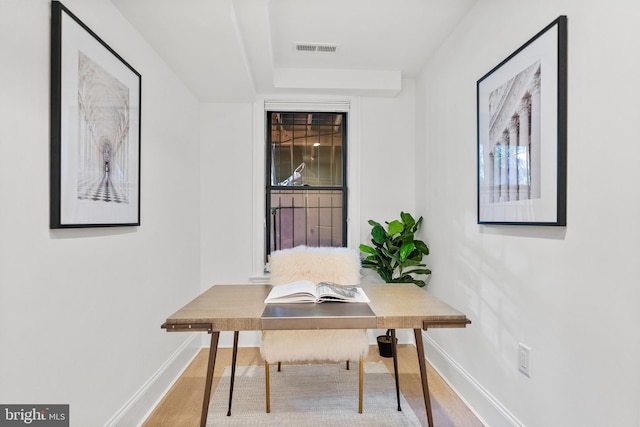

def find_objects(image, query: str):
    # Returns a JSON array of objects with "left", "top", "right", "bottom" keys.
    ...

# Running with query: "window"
[{"left": 266, "top": 111, "right": 347, "bottom": 258}]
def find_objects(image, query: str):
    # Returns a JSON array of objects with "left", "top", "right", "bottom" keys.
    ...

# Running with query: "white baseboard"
[
  {"left": 422, "top": 332, "right": 523, "bottom": 427},
  {"left": 105, "top": 335, "right": 201, "bottom": 427}
]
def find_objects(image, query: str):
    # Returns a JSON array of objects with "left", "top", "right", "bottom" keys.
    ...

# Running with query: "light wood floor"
[{"left": 143, "top": 345, "right": 483, "bottom": 426}]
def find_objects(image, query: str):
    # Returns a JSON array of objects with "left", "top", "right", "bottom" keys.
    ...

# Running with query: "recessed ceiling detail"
[
  {"left": 111, "top": 0, "right": 479, "bottom": 101},
  {"left": 294, "top": 42, "right": 339, "bottom": 53}
]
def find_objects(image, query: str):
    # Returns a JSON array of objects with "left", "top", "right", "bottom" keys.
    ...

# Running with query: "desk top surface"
[{"left": 163, "top": 283, "right": 469, "bottom": 331}]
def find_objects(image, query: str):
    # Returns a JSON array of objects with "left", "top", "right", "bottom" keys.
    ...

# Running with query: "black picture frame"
[
  {"left": 50, "top": 1, "right": 141, "bottom": 228},
  {"left": 477, "top": 16, "right": 567, "bottom": 226}
]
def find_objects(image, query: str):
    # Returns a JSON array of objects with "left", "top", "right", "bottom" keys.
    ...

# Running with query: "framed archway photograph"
[{"left": 50, "top": 1, "right": 141, "bottom": 228}]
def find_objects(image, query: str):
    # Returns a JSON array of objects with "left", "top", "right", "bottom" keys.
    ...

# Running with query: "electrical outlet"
[{"left": 518, "top": 343, "right": 531, "bottom": 377}]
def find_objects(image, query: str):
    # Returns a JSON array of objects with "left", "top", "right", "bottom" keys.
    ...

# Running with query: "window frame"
[
  {"left": 250, "top": 98, "right": 361, "bottom": 279},
  {"left": 265, "top": 111, "right": 348, "bottom": 259}
]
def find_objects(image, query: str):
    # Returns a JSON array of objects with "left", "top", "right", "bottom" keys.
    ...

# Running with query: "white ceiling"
[{"left": 111, "top": 0, "right": 478, "bottom": 102}]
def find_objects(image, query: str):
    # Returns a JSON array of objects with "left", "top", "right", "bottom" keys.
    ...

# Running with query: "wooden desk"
[{"left": 162, "top": 283, "right": 470, "bottom": 426}]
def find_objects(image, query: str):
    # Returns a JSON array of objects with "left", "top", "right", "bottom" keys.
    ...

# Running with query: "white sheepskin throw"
[
  {"left": 262, "top": 246, "right": 369, "bottom": 363},
  {"left": 269, "top": 246, "right": 361, "bottom": 286},
  {"left": 260, "top": 329, "right": 369, "bottom": 363}
]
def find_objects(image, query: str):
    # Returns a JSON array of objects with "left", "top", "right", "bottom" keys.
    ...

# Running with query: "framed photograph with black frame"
[
  {"left": 477, "top": 16, "right": 567, "bottom": 226},
  {"left": 50, "top": 1, "right": 141, "bottom": 228}
]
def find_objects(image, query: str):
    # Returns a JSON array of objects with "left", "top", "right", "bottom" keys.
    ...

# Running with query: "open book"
[{"left": 264, "top": 281, "right": 370, "bottom": 304}]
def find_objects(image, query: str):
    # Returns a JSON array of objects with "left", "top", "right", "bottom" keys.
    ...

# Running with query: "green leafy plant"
[{"left": 359, "top": 212, "right": 431, "bottom": 287}]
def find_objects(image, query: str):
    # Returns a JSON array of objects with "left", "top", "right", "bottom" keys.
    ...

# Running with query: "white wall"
[
  {"left": 417, "top": 0, "right": 640, "bottom": 425},
  {"left": 359, "top": 80, "right": 417, "bottom": 236},
  {"left": 199, "top": 103, "right": 254, "bottom": 287},
  {"left": 0, "top": 0, "right": 201, "bottom": 425}
]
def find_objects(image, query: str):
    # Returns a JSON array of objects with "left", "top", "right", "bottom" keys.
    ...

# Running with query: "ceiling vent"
[{"left": 294, "top": 43, "right": 339, "bottom": 53}]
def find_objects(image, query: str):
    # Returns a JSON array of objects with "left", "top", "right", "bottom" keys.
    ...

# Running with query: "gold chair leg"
[
  {"left": 358, "top": 355, "right": 364, "bottom": 413},
  {"left": 264, "top": 361, "right": 271, "bottom": 413}
]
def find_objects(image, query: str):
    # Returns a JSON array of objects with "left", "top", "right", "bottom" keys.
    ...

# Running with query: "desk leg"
[
  {"left": 390, "top": 329, "right": 401, "bottom": 411},
  {"left": 227, "top": 331, "right": 239, "bottom": 416},
  {"left": 201, "top": 331, "right": 220, "bottom": 427},
  {"left": 414, "top": 328, "right": 434, "bottom": 427}
]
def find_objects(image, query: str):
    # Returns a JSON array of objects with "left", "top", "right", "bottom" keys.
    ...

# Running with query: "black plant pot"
[{"left": 376, "top": 330, "right": 397, "bottom": 358}]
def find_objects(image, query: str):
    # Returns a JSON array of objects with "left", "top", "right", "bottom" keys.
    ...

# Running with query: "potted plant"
[{"left": 359, "top": 212, "right": 431, "bottom": 356}]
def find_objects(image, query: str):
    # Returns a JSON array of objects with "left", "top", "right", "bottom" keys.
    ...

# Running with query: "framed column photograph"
[
  {"left": 50, "top": 1, "right": 141, "bottom": 228},
  {"left": 477, "top": 16, "right": 567, "bottom": 226}
]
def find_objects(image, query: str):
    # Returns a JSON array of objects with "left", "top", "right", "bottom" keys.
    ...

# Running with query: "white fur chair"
[{"left": 260, "top": 245, "right": 370, "bottom": 413}]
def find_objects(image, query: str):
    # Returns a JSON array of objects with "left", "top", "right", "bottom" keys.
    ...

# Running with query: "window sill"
[{"left": 249, "top": 275, "right": 270, "bottom": 284}]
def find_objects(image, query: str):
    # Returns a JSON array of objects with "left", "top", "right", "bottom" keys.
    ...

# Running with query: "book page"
[
  {"left": 264, "top": 280, "right": 317, "bottom": 303},
  {"left": 316, "top": 282, "right": 371, "bottom": 303}
]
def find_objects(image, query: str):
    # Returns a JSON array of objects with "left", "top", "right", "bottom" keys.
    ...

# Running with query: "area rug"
[{"left": 206, "top": 362, "right": 422, "bottom": 426}]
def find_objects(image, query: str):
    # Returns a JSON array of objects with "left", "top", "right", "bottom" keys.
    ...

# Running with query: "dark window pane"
[{"left": 270, "top": 112, "right": 343, "bottom": 187}]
